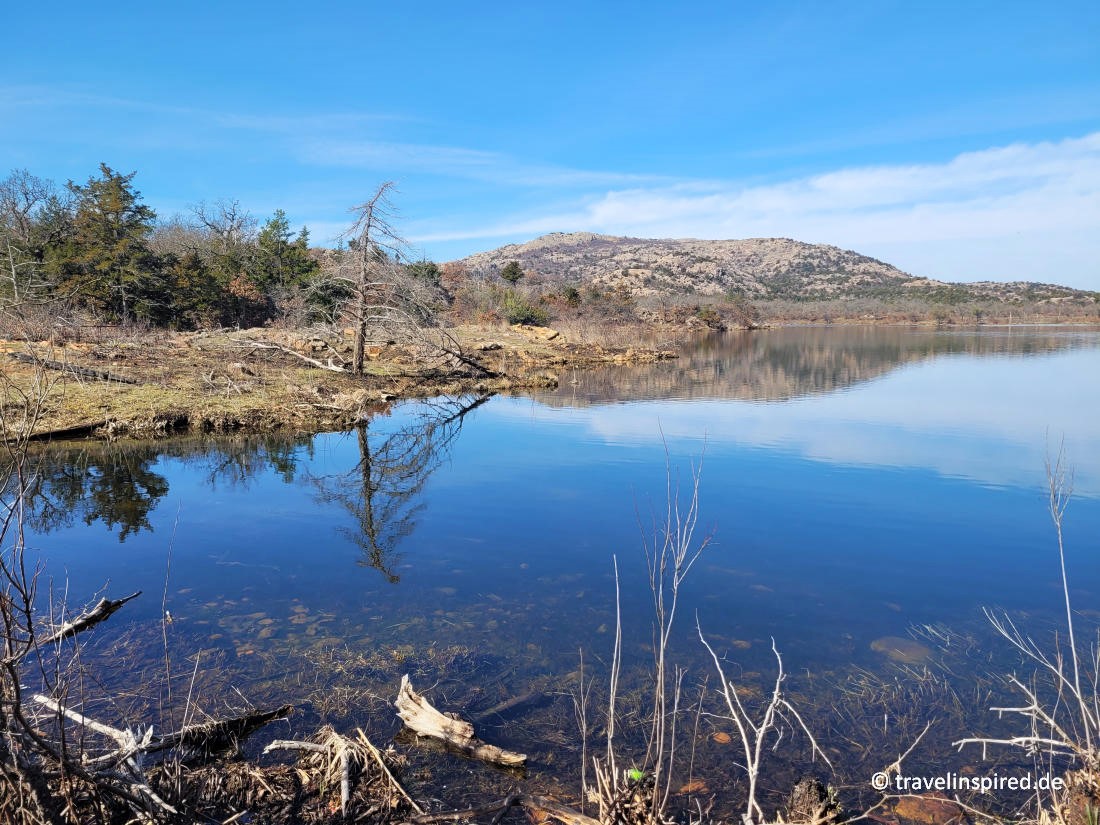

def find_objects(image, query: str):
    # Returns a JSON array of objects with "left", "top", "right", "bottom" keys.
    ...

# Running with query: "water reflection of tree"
[
  {"left": 312, "top": 395, "right": 488, "bottom": 583},
  {"left": 22, "top": 435, "right": 313, "bottom": 541},
  {"left": 23, "top": 445, "right": 170, "bottom": 540},
  {"left": 195, "top": 435, "right": 312, "bottom": 488}
]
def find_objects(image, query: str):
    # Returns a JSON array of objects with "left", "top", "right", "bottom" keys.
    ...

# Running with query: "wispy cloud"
[
  {"left": 0, "top": 84, "right": 667, "bottom": 190},
  {"left": 4, "top": 84, "right": 1097, "bottom": 285},
  {"left": 297, "top": 137, "right": 671, "bottom": 188},
  {"left": 411, "top": 133, "right": 1100, "bottom": 284},
  {"left": 0, "top": 84, "right": 407, "bottom": 151}
]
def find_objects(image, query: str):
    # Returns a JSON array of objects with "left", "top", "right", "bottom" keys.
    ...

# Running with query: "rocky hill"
[{"left": 458, "top": 232, "right": 1093, "bottom": 305}]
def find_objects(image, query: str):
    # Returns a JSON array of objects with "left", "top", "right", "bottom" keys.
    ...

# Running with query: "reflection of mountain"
[
  {"left": 536, "top": 326, "right": 1099, "bottom": 405},
  {"left": 23, "top": 435, "right": 312, "bottom": 541}
]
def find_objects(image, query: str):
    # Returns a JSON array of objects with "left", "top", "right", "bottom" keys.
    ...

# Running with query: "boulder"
[{"left": 510, "top": 324, "right": 560, "bottom": 341}]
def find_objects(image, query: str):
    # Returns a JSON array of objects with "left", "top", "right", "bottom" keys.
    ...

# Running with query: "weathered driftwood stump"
[{"left": 394, "top": 674, "right": 526, "bottom": 767}]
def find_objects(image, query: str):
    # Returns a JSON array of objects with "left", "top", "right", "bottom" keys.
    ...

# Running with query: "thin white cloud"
[
  {"left": 298, "top": 137, "right": 671, "bottom": 188},
  {"left": 413, "top": 133, "right": 1100, "bottom": 286},
  {"left": 299, "top": 139, "right": 500, "bottom": 173},
  {"left": 0, "top": 84, "right": 668, "bottom": 191}
]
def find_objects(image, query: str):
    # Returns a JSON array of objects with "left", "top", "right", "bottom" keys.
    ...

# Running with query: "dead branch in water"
[
  {"left": 33, "top": 695, "right": 292, "bottom": 764},
  {"left": 395, "top": 674, "right": 527, "bottom": 767},
  {"left": 35, "top": 591, "right": 141, "bottom": 650}
]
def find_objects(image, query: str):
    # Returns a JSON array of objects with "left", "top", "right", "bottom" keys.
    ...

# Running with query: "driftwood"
[
  {"left": 267, "top": 735, "right": 355, "bottom": 816},
  {"left": 395, "top": 675, "right": 526, "bottom": 767},
  {"left": 7, "top": 351, "right": 140, "bottom": 384},
  {"left": 37, "top": 591, "right": 142, "bottom": 648},
  {"left": 410, "top": 791, "right": 599, "bottom": 825},
  {"left": 31, "top": 695, "right": 178, "bottom": 815}
]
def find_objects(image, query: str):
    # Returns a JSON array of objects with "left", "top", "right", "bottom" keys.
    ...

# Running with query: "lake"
[{"left": 19, "top": 324, "right": 1100, "bottom": 815}]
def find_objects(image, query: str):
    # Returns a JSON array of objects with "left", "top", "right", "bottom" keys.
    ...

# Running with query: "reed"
[{"left": 954, "top": 446, "right": 1100, "bottom": 824}]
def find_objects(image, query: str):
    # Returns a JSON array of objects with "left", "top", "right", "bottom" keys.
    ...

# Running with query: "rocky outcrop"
[
  {"left": 457, "top": 232, "right": 1093, "bottom": 304},
  {"left": 459, "top": 233, "right": 913, "bottom": 298}
]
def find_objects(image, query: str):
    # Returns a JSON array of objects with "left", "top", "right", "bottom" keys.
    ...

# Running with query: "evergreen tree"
[
  {"left": 406, "top": 259, "right": 441, "bottom": 288},
  {"left": 500, "top": 260, "right": 524, "bottom": 285},
  {"left": 63, "top": 164, "right": 162, "bottom": 321},
  {"left": 255, "top": 209, "right": 317, "bottom": 292}
]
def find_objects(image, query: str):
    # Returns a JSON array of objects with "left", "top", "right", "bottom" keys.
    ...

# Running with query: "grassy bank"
[{"left": 0, "top": 322, "right": 678, "bottom": 440}]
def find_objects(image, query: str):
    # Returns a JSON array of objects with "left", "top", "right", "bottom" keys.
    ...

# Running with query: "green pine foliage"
[
  {"left": 500, "top": 260, "right": 524, "bottom": 285},
  {"left": 61, "top": 164, "right": 163, "bottom": 322},
  {"left": 1, "top": 164, "right": 327, "bottom": 330}
]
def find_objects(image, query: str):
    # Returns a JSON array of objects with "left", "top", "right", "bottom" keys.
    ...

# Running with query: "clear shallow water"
[{"left": 18, "top": 325, "right": 1100, "bottom": 813}]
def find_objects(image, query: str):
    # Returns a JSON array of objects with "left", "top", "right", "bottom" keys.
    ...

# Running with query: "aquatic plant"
[
  {"left": 955, "top": 446, "right": 1100, "bottom": 824},
  {"left": 586, "top": 450, "right": 838, "bottom": 825}
]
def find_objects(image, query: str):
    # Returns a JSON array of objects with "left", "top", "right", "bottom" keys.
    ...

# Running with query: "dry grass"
[{"left": 0, "top": 324, "right": 674, "bottom": 440}]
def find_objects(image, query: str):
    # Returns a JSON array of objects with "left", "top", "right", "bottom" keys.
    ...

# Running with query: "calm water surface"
[{"left": 21, "top": 325, "right": 1100, "bottom": 811}]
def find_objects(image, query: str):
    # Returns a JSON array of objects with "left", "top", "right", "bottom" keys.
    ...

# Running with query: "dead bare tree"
[
  {"left": 321, "top": 183, "right": 494, "bottom": 378},
  {"left": 338, "top": 182, "right": 405, "bottom": 374},
  {"left": 0, "top": 171, "right": 66, "bottom": 331}
]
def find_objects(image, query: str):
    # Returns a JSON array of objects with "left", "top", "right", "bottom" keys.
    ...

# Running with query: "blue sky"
[{"left": 3, "top": 1, "right": 1099, "bottom": 287}]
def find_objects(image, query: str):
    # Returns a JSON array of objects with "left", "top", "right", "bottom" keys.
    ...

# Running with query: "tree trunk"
[{"left": 353, "top": 247, "right": 367, "bottom": 374}]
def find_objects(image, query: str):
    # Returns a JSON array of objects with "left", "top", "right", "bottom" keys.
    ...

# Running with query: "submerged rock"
[
  {"left": 892, "top": 793, "right": 968, "bottom": 824},
  {"left": 870, "top": 636, "right": 932, "bottom": 664}
]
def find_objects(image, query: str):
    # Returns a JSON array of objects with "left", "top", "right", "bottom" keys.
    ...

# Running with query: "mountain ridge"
[{"left": 457, "top": 232, "right": 1093, "bottom": 305}]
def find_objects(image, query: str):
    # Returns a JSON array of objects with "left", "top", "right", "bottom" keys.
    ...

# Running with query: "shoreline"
[
  {"left": 5, "top": 317, "right": 1098, "bottom": 442},
  {"left": 1, "top": 322, "right": 680, "bottom": 441}
]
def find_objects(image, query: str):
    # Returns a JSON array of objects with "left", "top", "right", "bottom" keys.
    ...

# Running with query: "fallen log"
[
  {"left": 21, "top": 420, "right": 103, "bottom": 442},
  {"left": 7, "top": 351, "right": 140, "bottom": 384},
  {"left": 395, "top": 675, "right": 526, "bottom": 768},
  {"left": 234, "top": 339, "right": 348, "bottom": 372}
]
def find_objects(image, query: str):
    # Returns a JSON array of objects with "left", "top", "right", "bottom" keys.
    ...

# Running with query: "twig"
[
  {"left": 264, "top": 739, "right": 328, "bottom": 755},
  {"left": 356, "top": 728, "right": 424, "bottom": 814}
]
